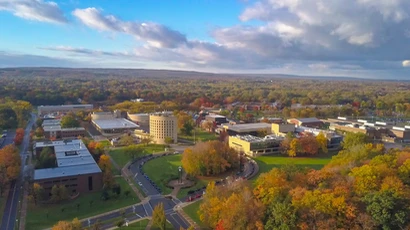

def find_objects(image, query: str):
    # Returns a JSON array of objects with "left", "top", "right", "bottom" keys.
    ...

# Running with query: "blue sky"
[{"left": 1, "top": 0, "right": 410, "bottom": 79}]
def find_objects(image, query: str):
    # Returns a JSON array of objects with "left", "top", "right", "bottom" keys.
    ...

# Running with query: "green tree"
[
  {"left": 36, "top": 147, "right": 56, "bottom": 169},
  {"left": 50, "top": 185, "right": 69, "bottom": 203},
  {"left": 152, "top": 202, "right": 166, "bottom": 230},
  {"left": 342, "top": 132, "right": 370, "bottom": 149},
  {"left": 124, "top": 144, "right": 143, "bottom": 160},
  {"left": 119, "top": 134, "right": 134, "bottom": 146},
  {"left": 164, "top": 136, "right": 173, "bottom": 145},
  {"left": 363, "top": 190, "right": 410, "bottom": 230},
  {"left": 61, "top": 114, "right": 80, "bottom": 128}
]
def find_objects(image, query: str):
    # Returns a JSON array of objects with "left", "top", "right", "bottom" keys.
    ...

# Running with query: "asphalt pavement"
[
  {"left": 0, "top": 114, "right": 35, "bottom": 230},
  {"left": 0, "top": 130, "right": 16, "bottom": 149}
]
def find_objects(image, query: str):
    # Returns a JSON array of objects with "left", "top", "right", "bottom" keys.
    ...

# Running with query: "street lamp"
[{"left": 178, "top": 166, "right": 182, "bottom": 184}]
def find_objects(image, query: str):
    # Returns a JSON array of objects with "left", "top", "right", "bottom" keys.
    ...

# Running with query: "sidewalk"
[{"left": 19, "top": 149, "right": 33, "bottom": 230}]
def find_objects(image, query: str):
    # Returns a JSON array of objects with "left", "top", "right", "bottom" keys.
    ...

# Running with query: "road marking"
[{"left": 135, "top": 213, "right": 142, "bottom": 218}]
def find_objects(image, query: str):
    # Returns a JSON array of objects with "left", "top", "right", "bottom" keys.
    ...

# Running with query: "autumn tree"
[
  {"left": 35, "top": 126, "right": 44, "bottom": 138},
  {"left": 140, "top": 135, "right": 153, "bottom": 146},
  {"left": 316, "top": 132, "right": 328, "bottom": 154},
  {"left": 98, "top": 155, "right": 114, "bottom": 188},
  {"left": 182, "top": 141, "right": 239, "bottom": 176},
  {"left": 288, "top": 138, "right": 302, "bottom": 157},
  {"left": 51, "top": 218, "right": 82, "bottom": 230},
  {"left": 14, "top": 128, "right": 24, "bottom": 145},
  {"left": 152, "top": 202, "right": 166, "bottom": 230},
  {"left": 176, "top": 111, "right": 194, "bottom": 135},
  {"left": 87, "top": 141, "right": 104, "bottom": 162},
  {"left": 0, "top": 144, "right": 21, "bottom": 181},
  {"left": 299, "top": 133, "right": 319, "bottom": 155},
  {"left": 200, "top": 181, "right": 264, "bottom": 229}
]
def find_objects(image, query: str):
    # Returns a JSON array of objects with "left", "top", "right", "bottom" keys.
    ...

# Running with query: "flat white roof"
[
  {"left": 34, "top": 139, "right": 101, "bottom": 180},
  {"left": 225, "top": 123, "right": 271, "bottom": 133},
  {"left": 92, "top": 118, "right": 139, "bottom": 130}
]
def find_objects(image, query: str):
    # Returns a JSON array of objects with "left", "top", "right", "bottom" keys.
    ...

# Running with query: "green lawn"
[
  {"left": 142, "top": 154, "right": 182, "bottom": 195},
  {"left": 254, "top": 154, "right": 334, "bottom": 178},
  {"left": 119, "top": 219, "right": 150, "bottom": 229},
  {"left": 26, "top": 177, "right": 139, "bottom": 230},
  {"left": 109, "top": 144, "right": 167, "bottom": 169},
  {"left": 183, "top": 201, "right": 204, "bottom": 227},
  {"left": 179, "top": 128, "right": 217, "bottom": 142}
]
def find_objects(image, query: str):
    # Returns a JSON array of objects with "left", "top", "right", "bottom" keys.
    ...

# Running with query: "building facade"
[
  {"left": 149, "top": 112, "right": 177, "bottom": 144},
  {"left": 34, "top": 139, "right": 103, "bottom": 196},
  {"left": 229, "top": 135, "right": 283, "bottom": 157},
  {"left": 38, "top": 104, "right": 93, "bottom": 116}
]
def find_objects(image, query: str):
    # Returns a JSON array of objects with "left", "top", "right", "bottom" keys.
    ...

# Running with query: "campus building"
[
  {"left": 38, "top": 104, "right": 93, "bottom": 116},
  {"left": 287, "top": 117, "right": 324, "bottom": 128},
  {"left": 228, "top": 135, "right": 283, "bottom": 157},
  {"left": 149, "top": 112, "right": 177, "bottom": 144},
  {"left": 221, "top": 123, "right": 273, "bottom": 136},
  {"left": 34, "top": 139, "right": 102, "bottom": 196},
  {"left": 205, "top": 114, "right": 228, "bottom": 125},
  {"left": 42, "top": 119, "right": 86, "bottom": 139},
  {"left": 91, "top": 111, "right": 139, "bottom": 136},
  {"left": 271, "top": 123, "right": 296, "bottom": 136}
]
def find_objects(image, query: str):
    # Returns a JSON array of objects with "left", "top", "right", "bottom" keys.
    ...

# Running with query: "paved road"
[
  {"left": 0, "top": 130, "right": 16, "bottom": 149},
  {"left": 0, "top": 113, "right": 35, "bottom": 230}
]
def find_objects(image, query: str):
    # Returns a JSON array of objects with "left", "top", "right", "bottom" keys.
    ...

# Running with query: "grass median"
[{"left": 26, "top": 177, "right": 139, "bottom": 230}]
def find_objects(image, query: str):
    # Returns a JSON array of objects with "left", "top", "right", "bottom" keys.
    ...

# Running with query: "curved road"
[{"left": 0, "top": 113, "right": 35, "bottom": 230}]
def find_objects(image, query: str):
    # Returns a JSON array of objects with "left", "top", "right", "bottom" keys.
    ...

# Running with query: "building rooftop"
[
  {"left": 34, "top": 139, "right": 101, "bottom": 180},
  {"left": 39, "top": 104, "right": 93, "bottom": 108},
  {"left": 224, "top": 123, "right": 272, "bottom": 133},
  {"left": 290, "top": 117, "right": 322, "bottom": 123},
  {"left": 42, "top": 119, "right": 61, "bottom": 127},
  {"left": 92, "top": 118, "right": 139, "bottom": 130},
  {"left": 233, "top": 134, "right": 283, "bottom": 143},
  {"left": 206, "top": 114, "right": 226, "bottom": 119}
]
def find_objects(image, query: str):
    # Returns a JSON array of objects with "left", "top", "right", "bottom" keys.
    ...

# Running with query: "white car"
[{"left": 138, "top": 182, "right": 143, "bottom": 186}]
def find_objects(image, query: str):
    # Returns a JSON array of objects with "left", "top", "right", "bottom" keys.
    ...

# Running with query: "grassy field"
[
  {"left": 26, "top": 177, "right": 139, "bottom": 230},
  {"left": 254, "top": 154, "right": 335, "bottom": 179},
  {"left": 98, "top": 140, "right": 111, "bottom": 147},
  {"left": 142, "top": 154, "right": 182, "bottom": 195},
  {"left": 119, "top": 219, "right": 150, "bottom": 229},
  {"left": 179, "top": 128, "right": 217, "bottom": 142},
  {"left": 183, "top": 201, "right": 204, "bottom": 227},
  {"left": 109, "top": 144, "right": 168, "bottom": 169},
  {"left": 178, "top": 179, "right": 208, "bottom": 199}
]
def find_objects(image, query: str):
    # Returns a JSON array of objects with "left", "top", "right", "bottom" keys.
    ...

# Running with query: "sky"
[{"left": 1, "top": 0, "right": 410, "bottom": 79}]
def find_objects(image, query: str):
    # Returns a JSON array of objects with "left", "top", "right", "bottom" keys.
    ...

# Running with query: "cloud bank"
[{"left": 0, "top": 0, "right": 67, "bottom": 23}]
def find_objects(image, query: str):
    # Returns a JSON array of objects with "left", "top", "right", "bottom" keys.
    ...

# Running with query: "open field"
[
  {"left": 119, "top": 219, "right": 150, "bottom": 229},
  {"left": 179, "top": 128, "right": 217, "bottom": 142},
  {"left": 183, "top": 201, "right": 205, "bottom": 228},
  {"left": 109, "top": 144, "right": 167, "bottom": 169},
  {"left": 26, "top": 177, "right": 139, "bottom": 230},
  {"left": 142, "top": 154, "right": 182, "bottom": 195},
  {"left": 254, "top": 153, "right": 335, "bottom": 179}
]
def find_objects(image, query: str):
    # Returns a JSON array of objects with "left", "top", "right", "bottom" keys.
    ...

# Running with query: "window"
[{"left": 88, "top": 176, "right": 93, "bottom": 191}]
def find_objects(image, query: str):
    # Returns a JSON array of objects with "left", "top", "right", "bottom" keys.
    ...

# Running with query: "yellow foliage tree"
[{"left": 316, "top": 132, "right": 328, "bottom": 154}]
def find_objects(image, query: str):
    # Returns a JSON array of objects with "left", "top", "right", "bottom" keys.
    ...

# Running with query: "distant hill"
[{"left": 0, "top": 67, "right": 407, "bottom": 82}]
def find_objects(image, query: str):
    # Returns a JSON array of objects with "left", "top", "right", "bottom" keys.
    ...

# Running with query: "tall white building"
[{"left": 149, "top": 112, "right": 177, "bottom": 144}]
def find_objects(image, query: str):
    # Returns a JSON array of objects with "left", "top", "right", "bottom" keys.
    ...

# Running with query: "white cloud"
[
  {"left": 0, "top": 0, "right": 67, "bottom": 23},
  {"left": 403, "top": 60, "right": 410, "bottom": 67},
  {"left": 72, "top": 8, "right": 187, "bottom": 48}
]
